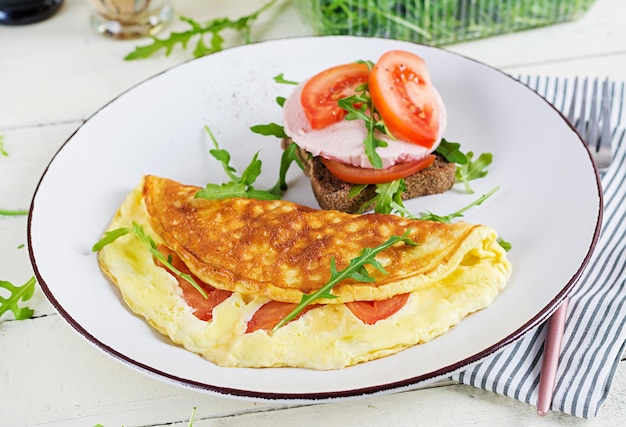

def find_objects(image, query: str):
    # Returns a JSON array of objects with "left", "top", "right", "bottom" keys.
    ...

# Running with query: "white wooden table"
[{"left": 1, "top": 0, "right": 625, "bottom": 425}]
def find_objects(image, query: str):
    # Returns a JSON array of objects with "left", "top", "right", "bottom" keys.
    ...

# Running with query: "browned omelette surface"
[{"left": 143, "top": 175, "right": 492, "bottom": 304}]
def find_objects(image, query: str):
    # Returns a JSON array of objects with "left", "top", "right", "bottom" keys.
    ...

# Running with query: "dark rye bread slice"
[{"left": 283, "top": 138, "right": 456, "bottom": 213}]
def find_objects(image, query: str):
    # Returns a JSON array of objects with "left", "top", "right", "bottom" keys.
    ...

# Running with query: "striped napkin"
[{"left": 450, "top": 75, "right": 626, "bottom": 419}]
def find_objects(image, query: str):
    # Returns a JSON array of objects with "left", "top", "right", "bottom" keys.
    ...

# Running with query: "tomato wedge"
[
  {"left": 321, "top": 154, "right": 435, "bottom": 184},
  {"left": 300, "top": 62, "right": 370, "bottom": 130},
  {"left": 346, "top": 293, "right": 410, "bottom": 325},
  {"left": 156, "top": 246, "right": 232, "bottom": 322},
  {"left": 246, "top": 301, "right": 314, "bottom": 333},
  {"left": 369, "top": 50, "right": 440, "bottom": 148}
]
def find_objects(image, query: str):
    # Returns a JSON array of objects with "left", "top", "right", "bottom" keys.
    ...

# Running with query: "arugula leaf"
[
  {"left": 249, "top": 122, "right": 287, "bottom": 139},
  {"left": 268, "top": 141, "right": 302, "bottom": 196},
  {"left": 455, "top": 151, "right": 493, "bottom": 193},
  {"left": 249, "top": 123, "right": 304, "bottom": 196},
  {"left": 92, "top": 223, "right": 209, "bottom": 298},
  {"left": 497, "top": 237, "right": 512, "bottom": 252},
  {"left": 204, "top": 126, "right": 238, "bottom": 180},
  {"left": 333, "top": 60, "right": 400, "bottom": 169},
  {"left": 273, "top": 73, "right": 299, "bottom": 85},
  {"left": 195, "top": 182, "right": 280, "bottom": 200},
  {"left": 239, "top": 152, "right": 263, "bottom": 187},
  {"left": 124, "top": 0, "right": 278, "bottom": 60},
  {"left": 272, "top": 230, "right": 418, "bottom": 332},
  {"left": 356, "top": 179, "right": 414, "bottom": 218},
  {"left": 419, "top": 186, "right": 499, "bottom": 223},
  {"left": 91, "top": 227, "right": 131, "bottom": 251},
  {"left": 195, "top": 183, "right": 279, "bottom": 201},
  {"left": 0, "top": 209, "right": 28, "bottom": 216},
  {"left": 348, "top": 183, "right": 368, "bottom": 198},
  {"left": 197, "top": 126, "right": 280, "bottom": 200},
  {"left": 417, "top": 187, "right": 512, "bottom": 251},
  {"left": 435, "top": 138, "right": 468, "bottom": 164},
  {"left": 196, "top": 182, "right": 280, "bottom": 200},
  {"left": 272, "top": 73, "right": 298, "bottom": 107},
  {"left": 337, "top": 82, "right": 389, "bottom": 169},
  {"left": 0, "top": 276, "right": 36, "bottom": 320},
  {"left": 435, "top": 139, "right": 493, "bottom": 194}
]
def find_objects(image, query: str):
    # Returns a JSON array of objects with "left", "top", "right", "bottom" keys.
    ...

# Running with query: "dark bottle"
[{"left": 0, "top": 0, "right": 63, "bottom": 25}]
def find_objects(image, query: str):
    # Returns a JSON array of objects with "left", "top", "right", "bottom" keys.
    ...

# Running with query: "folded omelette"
[{"left": 96, "top": 175, "right": 511, "bottom": 370}]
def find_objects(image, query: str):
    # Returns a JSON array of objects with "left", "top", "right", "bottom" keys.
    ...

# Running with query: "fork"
[
  {"left": 566, "top": 77, "right": 614, "bottom": 172},
  {"left": 535, "top": 75, "right": 616, "bottom": 416}
]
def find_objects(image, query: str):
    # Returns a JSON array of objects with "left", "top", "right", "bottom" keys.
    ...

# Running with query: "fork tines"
[{"left": 567, "top": 76, "right": 614, "bottom": 171}]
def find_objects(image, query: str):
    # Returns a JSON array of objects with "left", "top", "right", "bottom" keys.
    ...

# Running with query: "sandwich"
[
  {"left": 94, "top": 175, "right": 511, "bottom": 370},
  {"left": 281, "top": 50, "right": 456, "bottom": 214}
]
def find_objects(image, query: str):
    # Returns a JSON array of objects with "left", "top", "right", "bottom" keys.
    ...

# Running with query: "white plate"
[{"left": 28, "top": 36, "right": 601, "bottom": 401}]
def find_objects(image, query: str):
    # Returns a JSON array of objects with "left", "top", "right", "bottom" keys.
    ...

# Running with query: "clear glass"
[{"left": 87, "top": 0, "right": 173, "bottom": 39}]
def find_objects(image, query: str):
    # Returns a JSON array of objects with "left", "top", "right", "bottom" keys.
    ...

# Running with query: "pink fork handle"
[{"left": 537, "top": 297, "right": 570, "bottom": 416}]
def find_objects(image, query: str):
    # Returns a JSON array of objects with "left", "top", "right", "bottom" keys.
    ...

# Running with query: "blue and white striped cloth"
[{"left": 451, "top": 75, "right": 626, "bottom": 419}]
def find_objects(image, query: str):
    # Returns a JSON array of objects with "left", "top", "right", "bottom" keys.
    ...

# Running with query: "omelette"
[{"left": 95, "top": 175, "right": 511, "bottom": 370}]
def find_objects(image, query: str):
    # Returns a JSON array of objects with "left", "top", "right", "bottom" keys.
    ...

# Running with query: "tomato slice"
[
  {"left": 346, "top": 293, "right": 410, "bottom": 325},
  {"left": 156, "top": 246, "right": 232, "bottom": 322},
  {"left": 246, "top": 301, "right": 314, "bottom": 333},
  {"left": 300, "top": 62, "right": 370, "bottom": 130},
  {"left": 321, "top": 154, "right": 435, "bottom": 184},
  {"left": 369, "top": 50, "right": 440, "bottom": 148}
]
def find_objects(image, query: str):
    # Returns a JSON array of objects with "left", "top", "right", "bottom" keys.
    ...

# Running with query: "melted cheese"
[{"left": 97, "top": 176, "right": 511, "bottom": 370}]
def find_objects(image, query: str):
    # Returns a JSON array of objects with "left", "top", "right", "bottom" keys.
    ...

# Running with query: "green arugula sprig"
[
  {"left": 0, "top": 276, "right": 36, "bottom": 320},
  {"left": 273, "top": 73, "right": 299, "bottom": 85},
  {"left": 195, "top": 126, "right": 281, "bottom": 200},
  {"left": 272, "top": 74, "right": 298, "bottom": 108},
  {"left": 124, "top": 0, "right": 277, "bottom": 60},
  {"left": 352, "top": 139, "right": 492, "bottom": 216},
  {"left": 0, "top": 209, "right": 28, "bottom": 216},
  {"left": 92, "top": 222, "right": 208, "bottom": 299},
  {"left": 418, "top": 187, "right": 512, "bottom": 251},
  {"left": 435, "top": 138, "right": 468, "bottom": 164},
  {"left": 250, "top": 122, "right": 287, "bottom": 139},
  {"left": 497, "top": 237, "right": 512, "bottom": 251},
  {"left": 248, "top": 122, "right": 304, "bottom": 195},
  {"left": 419, "top": 186, "right": 499, "bottom": 223},
  {"left": 350, "top": 179, "right": 413, "bottom": 217},
  {"left": 246, "top": 73, "right": 308, "bottom": 195},
  {"left": 272, "top": 230, "right": 417, "bottom": 332},
  {"left": 436, "top": 139, "right": 493, "bottom": 193},
  {"left": 356, "top": 183, "right": 500, "bottom": 222},
  {"left": 268, "top": 140, "right": 301, "bottom": 195},
  {"left": 337, "top": 62, "right": 391, "bottom": 169},
  {"left": 455, "top": 151, "right": 493, "bottom": 194}
]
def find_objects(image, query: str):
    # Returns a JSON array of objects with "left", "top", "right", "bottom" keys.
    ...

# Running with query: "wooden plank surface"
[{"left": 1, "top": 0, "right": 625, "bottom": 425}]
